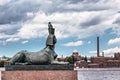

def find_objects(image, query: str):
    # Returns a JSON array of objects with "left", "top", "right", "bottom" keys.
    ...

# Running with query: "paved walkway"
[{"left": 75, "top": 68, "right": 120, "bottom": 80}]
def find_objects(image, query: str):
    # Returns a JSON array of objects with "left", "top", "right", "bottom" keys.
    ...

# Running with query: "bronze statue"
[
  {"left": 10, "top": 22, "right": 68, "bottom": 65},
  {"left": 46, "top": 22, "right": 57, "bottom": 50}
]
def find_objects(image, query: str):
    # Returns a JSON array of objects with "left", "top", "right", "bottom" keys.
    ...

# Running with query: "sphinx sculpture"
[{"left": 10, "top": 22, "right": 68, "bottom": 65}]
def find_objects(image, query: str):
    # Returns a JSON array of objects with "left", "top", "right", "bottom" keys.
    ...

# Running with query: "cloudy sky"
[{"left": 0, "top": 0, "right": 120, "bottom": 57}]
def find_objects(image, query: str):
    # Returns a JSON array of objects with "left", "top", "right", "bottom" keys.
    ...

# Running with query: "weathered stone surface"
[
  {"left": 2, "top": 70, "right": 77, "bottom": 80},
  {"left": 5, "top": 64, "right": 74, "bottom": 71}
]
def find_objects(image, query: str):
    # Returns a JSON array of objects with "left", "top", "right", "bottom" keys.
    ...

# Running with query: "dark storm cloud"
[
  {"left": 0, "top": 0, "right": 111, "bottom": 24},
  {"left": 113, "top": 17, "right": 120, "bottom": 25},
  {"left": 64, "top": 0, "right": 100, "bottom": 4},
  {"left": 32, "top": 0, "right": 110, "bottom": 14},
  {"left": 0, "top": 0, "right": 41, "bottom": 36},
  {"left": 0, "top": 24, "right": 21, "bottom": 35},
  {"left": 53, "top": 0, "right": 111, "bottom": 13},
  {"left": 0, "top": 0, "right": 40, "bottom": 24},
  {"left": 81, "top": 16, "right": 102, "bottom": 27},
  {"left": 118, "top": 11, "right": 120, "bottom": 13},
  {"left": 0, "top": 0, "right": 119, "bottom": 41},
  {"left": 63, "top": 0, "right": 84, "bottom": 4}
]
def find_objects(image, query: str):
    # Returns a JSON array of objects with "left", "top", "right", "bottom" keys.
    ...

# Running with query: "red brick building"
[{"left": 114, "top": 53, "right": 120, "bottom": 60}]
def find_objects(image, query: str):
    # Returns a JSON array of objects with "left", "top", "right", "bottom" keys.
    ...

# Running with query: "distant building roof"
[{"left": 73, "top": 49, "right": 78, "bottom": 53}]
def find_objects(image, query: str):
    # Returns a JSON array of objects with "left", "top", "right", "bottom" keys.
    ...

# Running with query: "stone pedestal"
[
  {"left": 2, "top": 65, "right": 77, "bottom": 80},
  {"left": 5, "top": 64, "right": 74, "bottom": 70},
  {"left": 2, "top": 70, "right": 77, "bottom": 80}
]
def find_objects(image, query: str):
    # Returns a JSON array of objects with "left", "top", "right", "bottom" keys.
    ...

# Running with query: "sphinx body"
[
  {"left": 10, "top": 22, "right": 68, "bottom": 65},
  {"left": 10, "top": 47, "right": 57, "bottom": 65}
]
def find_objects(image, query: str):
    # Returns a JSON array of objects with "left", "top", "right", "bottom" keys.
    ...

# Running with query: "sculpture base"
[
  {"left": 5, "top": 64, "right": 74, "bottom": 71},
  {"left": 2, "top": 70, "right": 77, "bottom": 80}
]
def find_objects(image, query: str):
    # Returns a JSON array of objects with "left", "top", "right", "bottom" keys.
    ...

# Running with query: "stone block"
[{"left": 2, "top": 70, "right": 77, "bottom": 80}]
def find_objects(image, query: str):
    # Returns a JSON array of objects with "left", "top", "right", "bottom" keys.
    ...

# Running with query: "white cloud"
[
  {"left": 88, "top": 41, "right": 91, "bottom": 44},
  {"left": 17, "top": 10, "right": 115, "bottom": 39},
  {"left": 0, "top": 10, "right": 116, "bottom": 42},
  {"left": 6, "top": 38, "right": 20, "bottom": 42},
  {"left": 62, "top": 40, "right": 83, "bottom": 47},
  {"left": 17, "top": 23, "right": 48, "bottom": 39},
  {"left": 0, "top": 0, "right": 11, "bottom": 5},
  {"left": 0, "top": 0, "right": 120, "bottom": 43},
  {"left": 21, "top": 40, "right": 28, "bottom": 44},
  {"left": 103, "top": 47, "right": 120, "bottom": 56},
  {"left": 89, "top": 50, "right": 97, "bottom": 54},
  {"left": 108, "top": 37, "right": 120, "bottom": 45}
]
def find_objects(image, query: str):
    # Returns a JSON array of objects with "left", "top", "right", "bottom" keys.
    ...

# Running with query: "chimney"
[
  {"left": 97, "top": 36, "right": 99, "bottom": 57},
  {"left": 102, "top": 52, "right": 104, "bottom": 57}
]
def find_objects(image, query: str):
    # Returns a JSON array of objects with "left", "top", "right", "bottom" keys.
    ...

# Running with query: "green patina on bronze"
[{"left": 10, "top": 22, "right": 68, "bottom": 65}]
